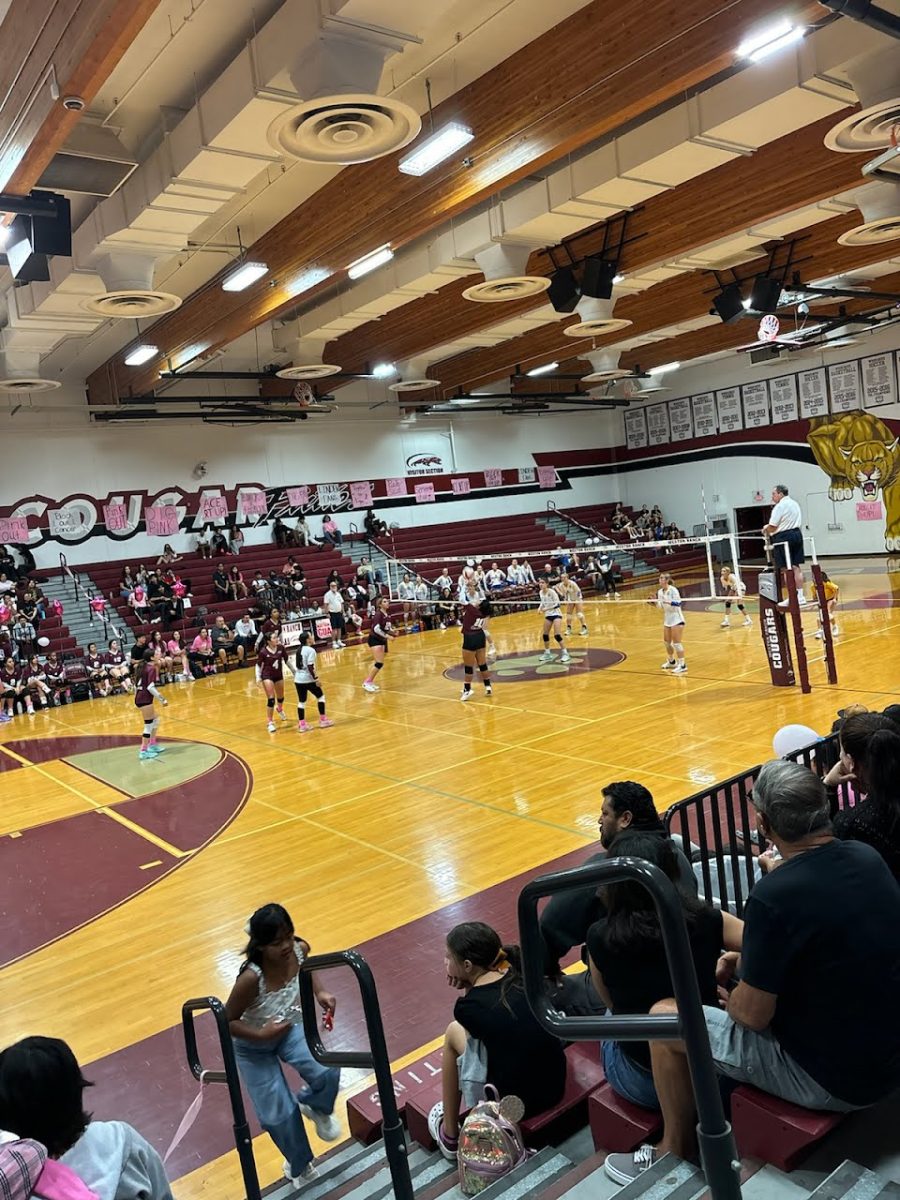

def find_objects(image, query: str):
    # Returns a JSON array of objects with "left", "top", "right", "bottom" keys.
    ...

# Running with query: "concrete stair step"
[{"left": 807, "top": 1161, "right": 900, "bottom": 1199}]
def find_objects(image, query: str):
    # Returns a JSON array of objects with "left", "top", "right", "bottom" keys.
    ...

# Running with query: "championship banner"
[{"left": 758, "top": 571, "right": 795, "bottom": 687}]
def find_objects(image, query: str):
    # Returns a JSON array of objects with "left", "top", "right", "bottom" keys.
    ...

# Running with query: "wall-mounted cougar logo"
[{"left": 808, "top": 412, "right": 900, "bottom": 552}]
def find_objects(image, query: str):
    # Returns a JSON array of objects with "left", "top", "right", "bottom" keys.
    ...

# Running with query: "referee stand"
[{"left": 756, "top": 534, "right": 837, "bottom": 694}]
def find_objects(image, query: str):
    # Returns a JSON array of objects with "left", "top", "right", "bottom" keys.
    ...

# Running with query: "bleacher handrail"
[
  {"left": 297, "top": 948, "right": 414, "bottom": 1200},
  {"left": 547, "top": 505, "right": 614, "bottom": 547},
  {"left": 58, "top": 551, "right": 128, "bottom": 647},
  {"left": 518, "top": 859, "right": 741, "bottom": 1200},
  {"left": 181, "top": 995, "right": 261, "bottom": 1200}
]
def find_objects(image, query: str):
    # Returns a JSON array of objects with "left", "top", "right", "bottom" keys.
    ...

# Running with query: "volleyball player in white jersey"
[
  {"left": 397, "top": 572, "right": 416, "bottom": 628},
  {"left": 293, "top": 631, "right": 335, "bottom": 732},
  {"left": 719, "top": 565, "right": 751, "bottom": 628},
  {"left": 538, "top": 577, "right": 570, "bottom": 663},
  {"left": 560, "top": 572, "right": 589, "bottom": 636},
  {"left": 651, "top": 572, "right": 687, "bottom": 673}
]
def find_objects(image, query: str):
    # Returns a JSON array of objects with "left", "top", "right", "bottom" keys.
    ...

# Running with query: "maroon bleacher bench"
[
  {"left": 346, "top": 1049, "right": 443, "bottom": 1144},
  {"left": 730, "top": 1085, "right": 843, "bottom": 1171},
  {"left": 588, "top": 1082, "right": 662, "bottom": 1153}
]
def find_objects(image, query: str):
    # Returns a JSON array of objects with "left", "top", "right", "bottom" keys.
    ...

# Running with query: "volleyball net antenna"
[{"left": 380, "top": 531, "right": 750, "bottom": 607}]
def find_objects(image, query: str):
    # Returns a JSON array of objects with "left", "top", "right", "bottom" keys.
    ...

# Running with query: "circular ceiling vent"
[
  {"left": 582, "top": 366, "right": 632, "bottom": 383},
  {"left": 825, "top": 100, "right": 900, "bottom": 153},
  {"left": 461, "top": 276, "right": 550, "bottom": 303},
  {"left": 838, "top": 215, "right": 900, "bottom": 246},
  {"left": 564, "top": 316, "right": 632, "bottom": 338},
  {"left": 276, "top": 363, "right": 342, "bottom": 381},
  {"left": 267, "top": 95, "right": 420, "bottom": 164},
  {"left": 0, "top": 377, "right": 61, "bottom": 394},
  {"left": 388, "top": 377, "right": 439, "bottom": 393},
  {"left": 82, "top": 290, "right": 182, "bottom": 318}
]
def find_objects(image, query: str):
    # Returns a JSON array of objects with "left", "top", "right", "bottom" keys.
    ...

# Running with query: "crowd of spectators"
[{"left": 610, "top": 502, "right": 683, "bottom": 545}]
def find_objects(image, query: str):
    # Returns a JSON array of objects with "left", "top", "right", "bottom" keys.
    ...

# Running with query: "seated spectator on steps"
[
  {"left": 228, "top": 564, "right": 249, "bottom": 600},
  {"left": 0, "top": 1035, "right": 173, "bottom": 1200},
  {"left": 363, "top": 508, "right": 387, "bottom": 538},
  {"left": 212, "top": 563, "right": 229, "bottom": 601},
  {"left": 294, "top": 515, "right": 312, "bottom": 546},
  {"left": 233, "top": 613, "right": 257, "bottom": 657},
  {"left": 189, "top": 628, "right": 217, "bottom": 676},
  {"left": 427, "top": 922, "right": 567, "bottom": 1161},
  {"left": 211, "top": 615, "right": 245, "bottom": 669},
  {"left": 603, "top": 759, "right": 900, "bottom": 1187},
  {"left": 321, "top": 516, "right": 343, "bottom": 546},
  {"left": 229, "top": 525, "right": 244, "bottom": 555},
  {"left": 195, "top": 526, "right": 212, "bottom": 559},
  {"left": 587, "top": 832, "right": 742, "bottom": 1114},
  {"left": 211, "top": 529, "right": 229, "bottom": 556},
  {"left": 824, "top": 711, "right": 900, "bottom": 881},
  {"left": 156, "top": 543, "right": 181, "bottom": 568},
  {"left": 540, "top": 782, "right": 696, "bottom": 1016}
]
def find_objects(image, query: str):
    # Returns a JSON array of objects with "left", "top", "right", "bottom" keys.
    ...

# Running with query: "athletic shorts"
[
  {"left": 367, "top": 637, "right": 387, "bottom": 651},
  {"left": 771, "top": 527, "right": 805, "bottom": 568},
  {"left": 542, "top": 611, "right": 562, "bottom": 622},
  {"left": 462, "top": 631, "right": 486, "bottom": 652}
]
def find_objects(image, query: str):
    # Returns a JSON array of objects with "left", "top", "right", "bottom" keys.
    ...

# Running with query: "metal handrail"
[
  {"left": 181, "top": 996, "right": 261, "bottom": 1200},
  {"left": 297, "top": 949, "right": 413, "bottom": 1200},
  {"left": 518, "top": 859, "right": 741, "bottom": 1200}
]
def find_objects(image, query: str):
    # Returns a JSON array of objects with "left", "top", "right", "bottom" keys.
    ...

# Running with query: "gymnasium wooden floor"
[{"left": 2, "top": 555, "right": 898, "bottom": 1198}]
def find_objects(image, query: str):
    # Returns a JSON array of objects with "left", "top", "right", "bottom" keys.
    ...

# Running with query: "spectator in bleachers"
[
  {"left": 12, "top": 613, "right": 36, "bottom": 660},
  {"left": 587, "top": 832, "right": 740, "bottom": 1124},
  {"left": 325, "top": 567, "right": 344, "bottom": 589},
  {"left": 119, "top": 565, "right": 136, "bottom": 598},
  {"left": 825, "top": 711, "right": 900, "bottom": 881},
  {"left": 149, "top": 631, "right": 174, "bottom": 683},
  {"left": 294, "top": 515, "right": 312, "bottom": 546},
  {"left": 230, "top": 525, "right": 245, "bottom": 555},
  {"left": 212, "top": 563, "right": 229, "bottom": 602},
  {"left": 210, "top": 615, "right": 245, "bottom": 669},
  {"left": 0, "top": 572, "right": 15, "bottom": 597},
  {"left": 156, "top": 543, "right": 181, "bottom": 568},
  {"left": 195, "top": 526, "right": 213, "bottom": 559},
  {"left": 356, "top": 557, "right": 383, "bottom": 597},
  {"left": 272, "top": 517, "right": 290, "bottom": 548},
  {"left": 427, "top": 921, "right": 567, "bottom": 1160},
  {"left": 321, "top": 516, "right": 343, "bottom": 546},
  {"left": 251, "top": 570, "right": 268, "bottom": 599},
  {"left": 189, "top": 628, "right": 217, "bottom": 676},
  {"left": 128, "top": 635, "right": 149, "bottom": 666},
  {"left": 43, "top": 650, "right": 68, "bottom": 705},
  {"left": 0, "top": 1035, "right": 173, "bottom": 1200},
  {"left": 363, "top": 509, "right": 386, "bottom": 538},
  {"left": 211, "top": 528, "right": 229, "bottom": 556},
  {"left": 228, "top": 565, "right": 249, "bottom": 601},
  {"left": 166, "top": 630, "right": 188, "bottom": 681},
  {"left": 233, "top": 613, "right": 257, "bottom": 659},
  {"left": 128, "top": 582, "right": 149, "bottom": 620},
  {"left": 611, "top": 760, "right": 900, "bottom": 1186}
]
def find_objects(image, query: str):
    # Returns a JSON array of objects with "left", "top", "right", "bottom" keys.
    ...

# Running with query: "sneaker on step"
[
  {"left": 604, "top": 1144, "right": 658, "bottom": 1186},
  {"left": 298, "top": 1104, "right": 341, "bottom": 1142},
  {"left": 426, "top": 1102, "right": 458, "bottom": 1162},
  {"left": 283, "top": 1161, "right": 318, "bottom": 1187}
]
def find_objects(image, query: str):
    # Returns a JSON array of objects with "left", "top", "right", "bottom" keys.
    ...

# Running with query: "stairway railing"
[{"left": 518, "top": 860, "right": 742, "bottom": 1200}]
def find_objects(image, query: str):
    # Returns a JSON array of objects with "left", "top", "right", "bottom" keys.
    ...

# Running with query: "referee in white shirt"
[
  {"left": 762, "top": 484, "right": 805, "bottom": 601},
  {"left": 323, "top": 581, "right": 347, "bottom": 648}
]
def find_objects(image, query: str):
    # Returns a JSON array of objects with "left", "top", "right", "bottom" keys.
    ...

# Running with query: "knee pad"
[
  {"left": 143, "top": 721, "right": 154, "bottom": 737},
  {"left": 478, "top": 663, "right": 489, "bottom": 674},
  {"left": 542, "top": 634, "right": 550, "bottom": 645},
  {"left": 267, "top": 697, "right": 275, "bottom": 710},
  {"left": 724, "top": 601, "right": 732, "bottom": 611},
  {"left": 554, "top": 634, "right": 564, "bottom": 644},
  {"left": 464, "top": 665, "right": 474, "bottom": 678},
  {"left": 673, "top": 642, "right": 684, "bottom": 654},
  {"left": 150, "top": 716, "right": 160, "bottom": 734},
  {"left": 374, "top": 660, "right": 383, "bottom": 672}
]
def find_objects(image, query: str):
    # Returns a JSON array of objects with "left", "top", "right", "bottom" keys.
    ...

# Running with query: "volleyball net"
[{"left": 380, "top": 531, "right": 752, "bottom": 608}]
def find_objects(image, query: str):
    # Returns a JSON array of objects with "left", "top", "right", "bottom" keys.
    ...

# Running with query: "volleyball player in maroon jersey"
[
  {"left": 257, "top": 630, "right": 288, "bottom": 732},
  {"left": 255, "top": 607, "right": 282, "bottom": 681},
  {"left": 135, "top": 648, "right": 168, "bottom": 761},
  {"left": 459, "top": 587, "right": 493, "bottom": 702},
  {"left": 362, "top": 597, "right": 397, "bottom": 692}
]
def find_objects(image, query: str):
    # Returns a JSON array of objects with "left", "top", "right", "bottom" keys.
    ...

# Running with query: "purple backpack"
[{"left": 457, "top": 1086, "right": 529, "bottom": 1196}]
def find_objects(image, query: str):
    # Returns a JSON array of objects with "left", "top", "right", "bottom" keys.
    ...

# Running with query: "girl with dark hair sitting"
[
  {"left": 586, "top": 832, "right": 743, "bottom": 1114},
  {"left": 825, "top": 712, "right": 900, "bottom": 881},
  {"left": 427, "top": 921, "right": 567, "bottom": 1160},
  {"left": 0, "top": 1035, "right": 172, "bottom": 1200},
  {"left": 223, "top": 904, "right": 340, "bottom": 1187}
]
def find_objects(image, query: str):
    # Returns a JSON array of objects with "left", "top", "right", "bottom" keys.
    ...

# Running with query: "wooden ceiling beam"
[
  {"left": 86, "top": 0, "right": 825, "bottom": 404},
  {"left": 0, "top": 0, "right": 162, "bottom": 195}
]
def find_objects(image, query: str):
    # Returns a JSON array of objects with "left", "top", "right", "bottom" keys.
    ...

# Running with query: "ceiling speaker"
[
  {"left": 548, "top": 267, "right": 580, "bottom": 314},
  {"left": 712, "top": 284, "right": 744, "bottom": 324},
  {"left": 580, "top": 257, "right": 616, "bottom": 300},
  {"left": 749, "top": 275, "right": 781, "bottom": 314}
]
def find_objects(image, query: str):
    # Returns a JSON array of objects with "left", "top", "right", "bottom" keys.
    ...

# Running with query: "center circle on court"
[{"left": 443, "top": 647, "right": 625, "bottom": 684}]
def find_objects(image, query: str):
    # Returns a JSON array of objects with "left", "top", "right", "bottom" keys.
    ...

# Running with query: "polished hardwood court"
[{"left": 2, "top": 556, "right": 898, "bottom": 1198}]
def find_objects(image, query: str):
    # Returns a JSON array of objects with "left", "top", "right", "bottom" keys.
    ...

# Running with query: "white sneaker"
[
  {"left": 674, "top": 662, "right": 687, "bottom": 673},
  {"left": 540, "top": 650, "right": 553, "bottom": 662},
  {"left": 267, "top": 721, "right": 276, "bottom": 733},
  {"left": 278, "top": 707, "right": 288, "bottom": 722},
  {"left": 362, "top": 681, "right": 379, "bottom": 692},
  {"left": 580, "top": 627, "right": 589, "bottom": 636},
  {"left": 661, "top": 660, "right": 675, "bottom": 670},
  {"left": 604, "top": 1145, "right": 658, "bottom": 1186},
  {"left": 814, "top": 630, "right": 823, "bottom": 640},
  {"left": 460, "top": 689, "right": 473, "bottom": 702},
  {"left": 832, "top": 626, "right": 840, "bottom": 636},
  {"left": 283, "top": 1161, "right": 318, "bottom": 1187},
  {"left": 798, "top": 594, "right": 808, "bottom": 606},
  {"left": 720, "top": 618, "right": 730, "bottom": 628},
  {"left": 298, "top": 1103, "right": 341, "bottom": 1142},
  {"left": 559, "top": 651, "right": 571, "bottom": 663},
  {"left": 743, "top": 617, "right": 752, "bottom": 626}
]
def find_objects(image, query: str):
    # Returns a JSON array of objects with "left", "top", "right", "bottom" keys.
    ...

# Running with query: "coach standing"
[{"left": 763, "top": 484, "right": 805, "bottom": 603}]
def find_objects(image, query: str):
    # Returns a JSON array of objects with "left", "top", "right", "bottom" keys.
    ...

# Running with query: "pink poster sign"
[
  {"left": 200, "top": 495, "right": 229, "bottom": 521},
  {"left": 103, "top": 503, "right": 128, "bottom": 532},
  {"left": 537, "top": 466, "right": 556, "bottom": 489},
  {"left": 386, "top": 478, "right": 407, "bottom": 498},
  {"left": 856, "top": 500, "right": 883, "bottom": 522},
  {"left": 144, "top": 505, "right": 179, "bottom": 536},
  {"left": 350, "top": 481, "right": 373, "bottom": 508},
  {"left": 414, "top": 482, "right": 435, "bottom": 504},
  {"left": 0, "top": 516, "right": 29, "bottom": 543},
  {"left": 286, "top": 486, "right": 309, "bottom": 507},
  {"left": 451, "top": 478, "right": 471, "bottom": 495},
  {"left": 240, "top": 490, "right": 268, "bottom": 516},
  {"left": 483, "top": 468, "right": 503, "bottom": 488}
]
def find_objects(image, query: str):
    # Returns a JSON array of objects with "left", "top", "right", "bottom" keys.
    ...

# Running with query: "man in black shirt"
[
  {"left": 212, "top": 563, "right": 229, "bottom": 601},
  {"left": 608, "top": 760, "right": 900, "bottom": 1184}
]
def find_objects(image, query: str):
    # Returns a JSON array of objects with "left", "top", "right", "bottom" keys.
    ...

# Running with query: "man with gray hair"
[
  {"left": 603, "top": 759, "right": 900, "bottom": 1184},
  {"left": 763, "top": 483, "right": 805, "bottom": 603}
]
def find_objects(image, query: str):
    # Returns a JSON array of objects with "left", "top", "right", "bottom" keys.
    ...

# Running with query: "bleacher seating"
[{"left": 375, "top": 513, "right": 571, "bottom": 567}]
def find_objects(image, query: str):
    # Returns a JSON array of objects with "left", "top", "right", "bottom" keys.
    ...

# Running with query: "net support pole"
[
  {"left": 704, "top": 535, "right": 716, "bottom": 599},
  {"left": 728, "top": 532, "right": 744, "bottom": 596}
]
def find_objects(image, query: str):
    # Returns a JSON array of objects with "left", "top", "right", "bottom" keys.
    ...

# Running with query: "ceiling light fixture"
[
  {"left": 348, "top": 245, "right": 393, "bottom": 280},
  {"left": 371, "top": 362, "right": 396, "bottom": 379},
  {"left": 222, "top": 260, "right": 269, "bottom": 292},
  {"left": 613, "top": 273, "right": 625, "bottom": 285},
  {"left": 737, "top": 19, "right": 803, "bottom": 62},
  {"left": 125, "top": 344, "right": 159, "bottom": 366},
  {"left": 648, "top": 362, "right": 680, "bottom": 376},
  {"left": 526, "top": 361, "right": 559, "bottom": 377},
  {"left": 398, "top": 122, "right": 474, "bottom": 176}
]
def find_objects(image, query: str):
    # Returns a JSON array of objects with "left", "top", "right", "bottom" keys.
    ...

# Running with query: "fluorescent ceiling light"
[
  {"left": 288, "top": 266, "right": 331, "bottom": 297},
  {"left": 371, "top": 362, "right": 396, "bottom": 379},
  {"left": 737, "top": 19, "right": 803, "bottom": 62},
  {"left": 398, "top": 122, "right": 474, "bottom": 176},
  {"left": 222, "top": 261, "right": 268, "bottom": 291},
  {"left": 526, "top": 361, "right": 559, "bottom": 377},
  {"left": 648, "top": 361, "right": 680, "bottom": 375},
  {"left": 125, "top": 344, "right": 158, "bottom": 366},
  {"left": 453, "top": 396, "right": 480, "bottom": 405},
  {"left": 742, "top": 298, "right": 753, "bottom": 309},
  {"left": 348, "top": 245, "right": 393, "bottom": 280}
]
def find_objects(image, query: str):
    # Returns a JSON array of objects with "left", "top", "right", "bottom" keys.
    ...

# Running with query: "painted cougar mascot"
[{"left": 807, "top": 412, "right": 900, "bottom": 552}]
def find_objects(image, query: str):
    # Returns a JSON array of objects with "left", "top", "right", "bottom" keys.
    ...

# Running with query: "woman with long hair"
[
  {"left": 293, "top": 630, "right": 334, "bottom": 732},
  {"left": 458, "top": 587, "right": 493, "bottom": 702},
  {"left": 166, "top": 630, "right": 188, "bottom": 681},
  {"left": 228, "top": 564, "right": 249, "bottom": 601},
  {"left": 586, "top": 832, "right": 741, "bottom": 1130},
  {"left": 134, "top": 648, "right": 168, "bottom": 761},
  {"left": 258, "top": 631, "right": 288, "bottom": 732},
  {"left": 150, "top": 630, "right": 173, "bottom": 683},
  {"left": 427, "top": 921, "right": 567, "bottom": 1160},
  {"left": 651, "top": 572, "right": 687, "bottom": 674},
  {"left": 105, "top": 638, "right": 132, "bottom": 692},
  {"left": 361, "top": 598, "right": 397, "bottom": 693},
  {"left": 824, "top": 712, "right": 900, "bottom": 880},
  {"left": 224, "top": 904, "right": 340, "bottom": 1186},
  {"left": 189, "top": 627, "right": 217, "bottom": 676},
  {"left": 538, "top": 576, "right": 569, "bottom": 664}
]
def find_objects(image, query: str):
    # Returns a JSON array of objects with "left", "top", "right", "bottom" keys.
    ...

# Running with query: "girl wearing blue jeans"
[{"left": 225, "top": 904, "right": 341, "bottom": 1186}]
